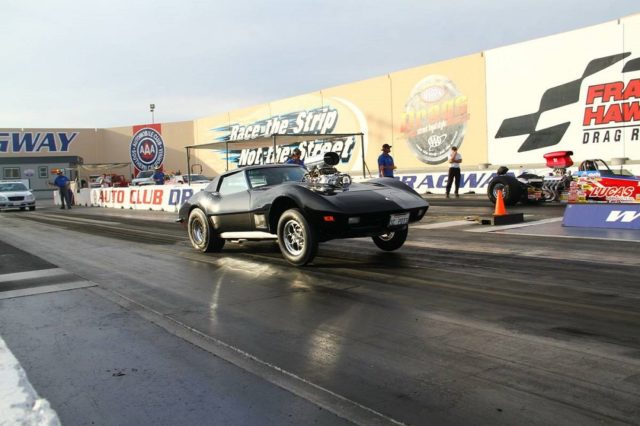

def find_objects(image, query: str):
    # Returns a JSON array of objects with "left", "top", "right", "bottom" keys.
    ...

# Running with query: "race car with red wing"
[
  {"left": 178, "top": 152, "right": 429, "bottom": 266},
  {"left": 487, "top": 150, "right": 640, "bottom": 206}
]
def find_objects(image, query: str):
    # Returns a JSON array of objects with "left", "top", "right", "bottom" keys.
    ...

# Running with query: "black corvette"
[{"left": 178, "top": 153, "right": 428, "bottom": 266}]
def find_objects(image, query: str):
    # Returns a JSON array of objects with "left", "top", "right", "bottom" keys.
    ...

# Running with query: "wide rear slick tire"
[
  {"left": 188, "top": 208, "right": 225, "bottom": 253},
  {"left": 277, "top": 208, "right": 318, "bottom": 266},
  {"left": 487, "top": 176, "right": 523, "bottom": 206},
  {"left": 372, "top": 227, "right": 408, "bottom": 251}
]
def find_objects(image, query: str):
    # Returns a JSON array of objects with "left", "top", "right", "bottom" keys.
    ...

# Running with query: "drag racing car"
[
  {"left": 178, "top": 152, "right": 429, "bottom": 266},
  {"left": 487, "top": 151, "right": 640, "bottom": 205}
]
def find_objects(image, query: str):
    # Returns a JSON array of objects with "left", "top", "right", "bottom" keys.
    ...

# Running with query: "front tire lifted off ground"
[{"left": 372, "top": 227, "right": 408, "bottom": 251}]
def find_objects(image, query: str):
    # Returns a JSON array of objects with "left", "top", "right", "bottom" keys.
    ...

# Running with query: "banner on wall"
[
  {"left": 0, "top": 132, "right": 77, "bottom": 153},
  {"left": 130, "top": 124, "right": 164, "bottom": 175},
  {"left": 400, "top": 75, "right": 470, "bottom": 165},
  {"left": 486, "top": 21, "right": 640, "bottom": 166},
  {"left": 88, "top": 184, "right": 207, "bottom": 212},
  {"left": 206, "top": 97, "right": 366, "bottom": 170}
]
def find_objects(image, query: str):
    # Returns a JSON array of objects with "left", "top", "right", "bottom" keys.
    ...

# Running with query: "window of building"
[
  {"left": 3, "top": 167, "right": 20, "bottom": 179},
  {"left": 38, "top": 166, "right": 49, "bottom": 179}
]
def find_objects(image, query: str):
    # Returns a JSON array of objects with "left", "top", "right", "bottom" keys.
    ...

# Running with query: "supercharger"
[{"left": 303, "top": 152, "right": 352, "bottom": 192}]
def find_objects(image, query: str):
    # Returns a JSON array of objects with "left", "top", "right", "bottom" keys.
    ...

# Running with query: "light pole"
[{"left": 150, "top": 103, "right": 155, "bottom": 124}]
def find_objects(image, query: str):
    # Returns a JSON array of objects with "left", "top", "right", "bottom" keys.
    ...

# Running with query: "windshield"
[
  {"left": 246, "top": 166, "right": 306, "bottom": 188},
  {"left": 137, "top": 171, "right": 154, "bottom": 178},
  {"left": 186, "top": 174, "right": 208, "bottom": 181},
  {"left": 0, "top": 183, "right": 28, "bottom": 192}
]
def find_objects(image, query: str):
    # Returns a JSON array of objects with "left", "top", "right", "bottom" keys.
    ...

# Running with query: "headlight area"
[
  {"left": 25, "top": 194, "right": 35, "bottom": 201},
  {"left": 413, "top": 206, "right": 428, "bottom": 221}
]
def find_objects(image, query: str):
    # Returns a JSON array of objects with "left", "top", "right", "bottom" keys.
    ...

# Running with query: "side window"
[
  {"left": 38, "top": 166, "right": 49, "bottom": 178},
  {"left": 218, "top": 171, "right": 248, "bottom": 195},
  {"left": 247, "top": 169, "right": 267, "bottom": 188},
  {"left": 3, "top": 167, "right": 20, "bottom": 179}
]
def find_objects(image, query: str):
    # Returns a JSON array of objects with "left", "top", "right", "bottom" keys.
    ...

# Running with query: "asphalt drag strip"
[{"left": 0, "top": 237, "right": 396, "bottom": 425}]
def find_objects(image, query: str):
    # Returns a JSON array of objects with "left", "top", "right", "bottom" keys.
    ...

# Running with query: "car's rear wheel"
[
  {"left": 372, "top": 227, "right": 408, "bottom": 251},
  {"left": 277, "top": 208, "right": 318, "bottom": 266},
  {"left": 487, "top": 176, "right": 522, "bottom": 206},
  {"left": 188, "top": 208, "right": 225, "bottom": 252}
]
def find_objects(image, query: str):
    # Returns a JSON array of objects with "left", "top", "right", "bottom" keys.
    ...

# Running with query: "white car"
[
  {"left": 0, "top": 181, "right": 36, "bottom": 211},
  {"left": 166, "top": 174, "right": 211, "bottom": 185},
  {"left": 131, "top": 170, "right": 155, "bottom": 186}
]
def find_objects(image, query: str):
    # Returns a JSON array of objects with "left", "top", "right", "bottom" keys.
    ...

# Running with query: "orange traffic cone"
[{"left": 494, "top": 189, "right": 507, "bottom": 216}]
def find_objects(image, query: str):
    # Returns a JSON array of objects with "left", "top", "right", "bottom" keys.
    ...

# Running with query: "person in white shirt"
[{"left": 445, "top": 146, "right": 462, "bottom": 198}]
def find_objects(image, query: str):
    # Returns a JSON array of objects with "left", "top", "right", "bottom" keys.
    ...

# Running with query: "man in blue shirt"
[
  {"left": 378, "top": 143, "right": 396, "bottom": 177},
  {"left": 286, "top": 148, "right": 305, "bottom": 166},
  {"left": 53, "top": 170, "right": 72, "bottom": 209},
  {"left": 152, "top": 166, "right": 165, "bottom": 185}
]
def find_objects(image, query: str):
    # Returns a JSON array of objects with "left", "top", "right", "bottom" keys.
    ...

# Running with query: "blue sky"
[{"left": 2, "top": 0, "right": 638, "bottom": 128}]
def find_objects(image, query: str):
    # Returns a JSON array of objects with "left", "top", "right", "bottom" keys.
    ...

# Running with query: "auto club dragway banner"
[
  {"left": 86, "top": 184, "right": 207, "bottom": 212},
  {"left": 485, "top": 18, "right": 640, "bottom": 166},
  {"left": 130, "top": 123, "right": 165, "bottom": 174},
  {"left": 206, "top": 96, "right": 366, "bottom": 171}
]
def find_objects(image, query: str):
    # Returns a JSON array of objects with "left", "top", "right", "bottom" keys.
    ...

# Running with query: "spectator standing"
[
  {"left": 53, "top": 170, "right": 72, "bottom": 209},
  {"left": 286, "top": 148, "right": 305, "bottom": 166},
  {"left": 445, "top": 146, "right": 462, "bottom": 198},
  {"left": 378, "top": 143, "right": 396, "bottom": 177},
  {"left": 152, "top": 166, "right": 165, "bottom": 185}
]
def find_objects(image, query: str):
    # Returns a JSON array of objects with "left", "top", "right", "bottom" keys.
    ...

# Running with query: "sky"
[{"left": 2, "top": 0, "right": 639, "bottom": 129}]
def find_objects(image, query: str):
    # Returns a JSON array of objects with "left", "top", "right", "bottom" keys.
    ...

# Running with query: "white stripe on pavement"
[
  {"left": 465, "top": 217, "right": 563, "bottom": 232},
  {"left": 0, "top": 281, "right": 96, "bottom": 300},
  {"left": 0, "top": 268, "right": 68, "bottom": 284},
  {"left": 412, "top": 220, "right": 474, "bottom": 229}
]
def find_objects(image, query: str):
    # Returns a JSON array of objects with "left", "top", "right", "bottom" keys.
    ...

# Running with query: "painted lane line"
[
  {"left": 29, "top": 213, "right": 122, "bottom": 226},
  {"left": 27, "top": 215, "right": 173, "bottom": 238},
  {"left": 488, "top": 231, "right": 640, "bottom": 244},
  {"left": 0, "top": 268, "right": 68, "bottom": 284},
  {"left": 0, "top": 281, "right": 96, "bottom": 300},
  {"left": 466, "top": 217, "right": 564, "bottom": 232},
  {"left": 412, "top": 220, "right": 472, "bottom": 230}
]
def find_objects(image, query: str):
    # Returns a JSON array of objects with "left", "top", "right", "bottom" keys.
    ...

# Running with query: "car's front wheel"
[
  {"left": 188, "top": 208, "right": 225, "bottom": 252},
  {"left": 277, "top": 208, "right": 318, "bottom": 266},
  {"left": 372, "top": 227, "right": 408, "bottom": 251}
]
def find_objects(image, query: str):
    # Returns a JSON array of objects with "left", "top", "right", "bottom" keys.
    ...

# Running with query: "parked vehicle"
[
  {"left": 95, "top": 174, "right": 129, "bottom": 188},
  {"left": 487, "top": 151, "right": 640, "bottom": 205},
  {"left": 0, "top": 181, "right": 36, "bottom": 211},
  {"left": 131, "top": 170, "right": 155, "bottom": 186},
  {"left": 166, "top": 174, "right": 210, "bottom": 185},
  {"left": 89, "top": 175, "right": 102, "bottom": 188},
  {"left": 178, "top": 152, "right": 428, "bottom": 266}
]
